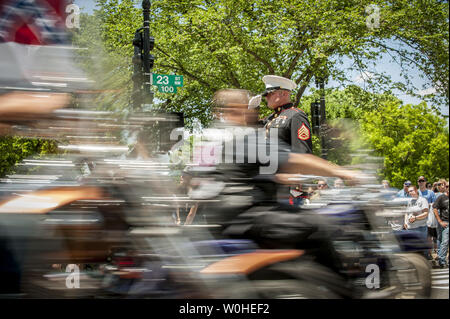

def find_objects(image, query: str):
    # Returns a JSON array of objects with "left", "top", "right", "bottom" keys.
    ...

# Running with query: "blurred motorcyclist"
[
  {"left": 179, "top": 89, "right": 365, "bottom": 285},
  {"left": 0, "top": 0, "right": 88, "bottom": 131},
  {"left": 191, "top": 88, "right": 358, "bottom": 225}
]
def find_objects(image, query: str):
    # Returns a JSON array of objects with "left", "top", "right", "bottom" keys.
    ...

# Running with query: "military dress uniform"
[
  {"left": 253, "top": 75, "right": 314, "bottom": 206},
  {"left": 263, "top": 102, "right": 312, "bottom": 154}
]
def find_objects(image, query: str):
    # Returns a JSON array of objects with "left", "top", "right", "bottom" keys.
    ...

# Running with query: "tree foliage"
[
  {"left": 72, "top": 0, "right": 448, "bottom": 127},
  {"left": 361, "top": 101, "right": 449, "bottom": 188},
  {"left": 0, "top": 137, "right": 58, "bottom": 177},
  {"left": 301, "top": 86, "right": 400, "bottom": 166},
  {"left": 67, "top": 0, "right": 449, "bottom": 187},
  {"left": 297, "top": 86, "right": 449, "bottom": 188}
]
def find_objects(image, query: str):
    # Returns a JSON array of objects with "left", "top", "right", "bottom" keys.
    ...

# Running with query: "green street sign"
[
  {"left": 152, "top": 74, "right": 184, "bottom": 92},
  {"left": 158, "top": 85, "right": 177, "bottom": 93}
]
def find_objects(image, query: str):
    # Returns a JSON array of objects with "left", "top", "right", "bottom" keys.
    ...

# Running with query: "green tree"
[
  {"left": 0, "top": 137, "right": 58, "bottom": 177},
  {"left": 298, "top": 87, "right": 449, "bottom": 187},
  {"left": 300, "top": 86, "right": 400, "bottom": 166},
  {"left": 72, "top": 0, "right": 448, "bottom": 127},
  {"left": 67, "top": 0, "right": 448, "bottom": 186},
  {"left": 361, "top": 101, "right": 449, "bottom": 188}
]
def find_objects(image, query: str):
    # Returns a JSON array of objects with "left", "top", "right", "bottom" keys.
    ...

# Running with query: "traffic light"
[
  {"left": 132, "top": 29, "right": 143, "bottom": 109},
  {"left": 132, "top": 29, "right": 155, "bottom": 76},
  {"left": 148, "top": 36, "right": 155, "bottom": 69}
]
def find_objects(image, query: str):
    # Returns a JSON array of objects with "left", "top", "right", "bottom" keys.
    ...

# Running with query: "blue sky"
[
  {"left": 74, "top": 0, "right": 448, "bottom": 121},
  {"left": 73, "top": 0, "right": 97, "bottom": 13}
]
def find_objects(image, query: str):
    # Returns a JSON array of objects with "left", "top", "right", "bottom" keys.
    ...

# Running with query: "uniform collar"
[{"left": 274, "top": 103, "right": 293, "bottom": 115}]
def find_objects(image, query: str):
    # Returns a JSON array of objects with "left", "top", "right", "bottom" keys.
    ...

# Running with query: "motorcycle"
[{"left": 182, "top": 183, "right": 433, "bottom": 299}]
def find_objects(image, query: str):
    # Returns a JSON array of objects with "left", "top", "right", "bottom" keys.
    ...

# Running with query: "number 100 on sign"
[{"left": 158, "top": 85, "right": 176, "bottom": 93}]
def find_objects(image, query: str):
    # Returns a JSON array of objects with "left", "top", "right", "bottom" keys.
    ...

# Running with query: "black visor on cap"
[{"left": 262, "top": 86, "right": 281, "bottom": 96}]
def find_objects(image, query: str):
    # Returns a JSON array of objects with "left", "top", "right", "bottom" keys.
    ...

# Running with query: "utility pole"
[
  {"left": 318, "top": 77, "right": 327, "bottom": 160},
  {"left": 132, "top": 27, "right": 143, "bottom": 110}
]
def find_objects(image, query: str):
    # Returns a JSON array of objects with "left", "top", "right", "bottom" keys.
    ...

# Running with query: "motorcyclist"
[
  {"left": 176, "top": 89, "right": 368, "bottom": 293},
  {"left": 0, "top": 0, "right": 89, "bottom": 133},
  {"left": 190, "top": 88, "right": 358, "bottom": 229}
]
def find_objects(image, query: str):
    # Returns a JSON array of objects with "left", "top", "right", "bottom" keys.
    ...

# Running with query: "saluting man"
[{"left": 261, "top": 75, "right": 312, "bottom": 154}]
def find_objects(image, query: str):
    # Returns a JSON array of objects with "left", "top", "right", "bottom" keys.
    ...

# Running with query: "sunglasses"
[
  {"left": 437, "top": 183, "right": 442, "bottom": 186},
  {"left": 404, "top": 183, "right": 411, "bottom": 186},
  {"left": 318, "top": 184, "right": 326, "bottom": 187},
  {"left": 418, "top": 180, "right": 426, "bottom": 183}
]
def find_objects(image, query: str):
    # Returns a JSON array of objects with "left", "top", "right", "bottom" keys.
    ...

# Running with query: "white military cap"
[{"left": 262, "top": 75, "right": 296, "bottom": 96}]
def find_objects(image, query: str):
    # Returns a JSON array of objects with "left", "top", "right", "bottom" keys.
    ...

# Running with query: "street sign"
[
  {"left": 158, "top": 85, "right": 177, "bottom": 93},
  {"left": 152, "top": 74, "right": 183, "bottom": 93}
]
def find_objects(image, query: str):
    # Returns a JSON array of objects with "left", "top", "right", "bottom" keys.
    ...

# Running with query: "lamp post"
[
  {"left": 314, "top": 75, "right": 328, "bottom": 159},
  {"left": 132, "top": 1, "right": 155, "bottom": 110},
  {"left": 132, "top": 27, "right": 143, "bottom": 110},
  {"left": 142, "top": 0, "right": 154, "bottom": 108}
]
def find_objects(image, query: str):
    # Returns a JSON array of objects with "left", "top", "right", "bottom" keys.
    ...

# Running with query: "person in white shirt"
[{"left": 404, "top": 186, "right": 429, "bottom": 242}]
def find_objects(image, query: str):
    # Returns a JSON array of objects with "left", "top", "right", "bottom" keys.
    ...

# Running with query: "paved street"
[{"left": 431, "top": 268, "right": 449, "bottom": 299}]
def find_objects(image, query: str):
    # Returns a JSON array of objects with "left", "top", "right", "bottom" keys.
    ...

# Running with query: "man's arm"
[
  {"left": 278, "top": 153, "right": 360, "bottom": 183},
  {"left": 404, "top": 212, "right": 409, "bottom": 229},
  {"left": 290, "top": 112, "right": 313, "bottom": 154},
  {"left": 433, "top": 207, "right": 443, "bottom": 224},
  {"left": 0, "top": 91, "right": 69, "bottom": 117},
  {"left": 413, "top": 205, "right": 428, "bottom": 221},
  {"left": 433, "top": 197, "right": 448, "bottom": 228}
]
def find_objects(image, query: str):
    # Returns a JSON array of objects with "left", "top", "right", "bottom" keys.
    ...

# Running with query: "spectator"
[
  {"left": 309, "top": 180, "right": 328, "bottom": 201},
  {"left": 289, "top": 185, "right": 305, "bottom": 207},
  {"left": 417, "top": 176, "right": 437, "bottom": 259},
  {"left": 435, "top": 179, "right": 447, "bottom": 199},
  {"left": 380, "top": 179, "right": 396, "bottom": 200},
  {"left": 174, "top": 172, "right": 200, "bottom": 225},
  {"left": 396, "top": 180, "right": 412, "bottom": 198},
  {"left": 432, "top": 180, "right": 448, "bottom": 263},
  {"left": 417, "top": 176, "right": 436, "bottom": 204},
  {"left": 426, "top": 182, "right": 433, "bottom": 191},
  {"left": 317, "top": 179, "right": 329, "bottom": 190},
  {"left": 404, "top": 186, "right": 429, "bottom": 243},
  {"left": 432, "top": 182, "right": 439, "bottom": 193},
  {"left": 173, "top": 174, "right": 189, "bottom": 225},
  {"left": 430, "top": 179, "right": 448, "bottom": 258},
  {"left": 307, "top": 186, "right": 315, "bottom": 198},
  {"left": 432, "top": 183, "right": 449, "bottom": 268}
]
